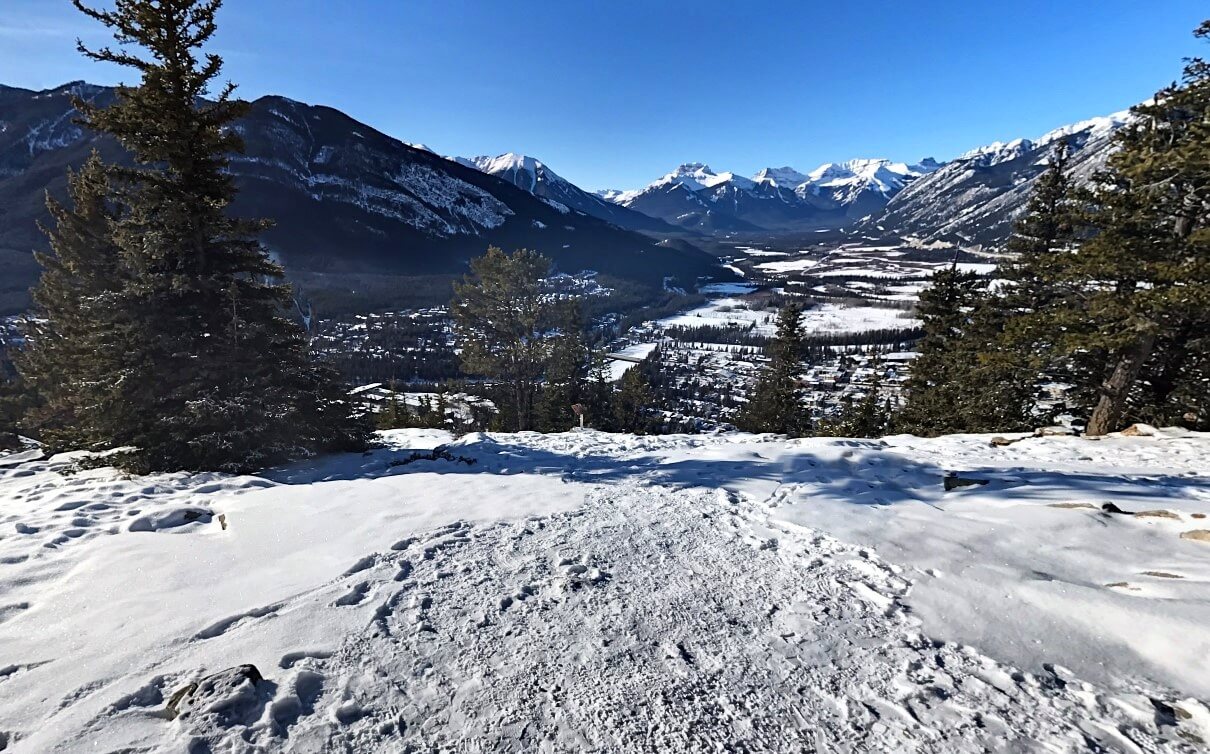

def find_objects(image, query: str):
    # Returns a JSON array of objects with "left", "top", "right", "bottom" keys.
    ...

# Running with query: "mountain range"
[
  {"left": 597, "top": 158, "right": 943, "bottom": 233},
  {"left": 0, "top": 80, "right": 1134, "bottom": 313},
  {"left": 590, "top": 108, "right": 1127, "bottom": 244},
  {"left": 0, "top": 82, "right": 720, "bottom": 314}
]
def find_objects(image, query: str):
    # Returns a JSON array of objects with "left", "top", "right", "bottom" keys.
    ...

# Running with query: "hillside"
[
  {"left": 0, "top": 428, "right": 1207, "bottom": 752},
  {"left": 0, "top": 83, "right": 722, "bottom": 314},
  {"left": 863, "top": 112, "right": 1129, "bottom": 247}
]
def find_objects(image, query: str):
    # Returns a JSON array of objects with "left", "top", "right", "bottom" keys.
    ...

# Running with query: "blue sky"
[{"left": 2, "top": 1, "right": 1205, "bottom": 190}]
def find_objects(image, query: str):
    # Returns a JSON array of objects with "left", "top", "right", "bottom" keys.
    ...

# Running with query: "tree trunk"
[
  {"left": 1086, "top": 331, "right": 1156, "bottom": 436},
  {"left": 514, "top": 380, "right": 525, "bottom": 432}
]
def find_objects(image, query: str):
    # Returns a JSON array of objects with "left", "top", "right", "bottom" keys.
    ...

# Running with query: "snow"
[
  {"left": 949, "top": 108, "right": 1131, "bottom": 170},
  {"left": 462, "top": 152, "right": 544, "bottom": 179},
  {"left": 798, "top": 302, "right": 919, "bottom": 332},
  {"left": 593, "top": 188, "right": 624, "bottom": 203},
  {"left": 617, "top": 155, "right": 940, "bottom": 209},
  {"left": 806, "top": 158, "right": 931, "bottom": 196},
  {"left": 958, "top": 137, "right": 1033, "bottom": 164},
  {"left": 1035, "top": 109, "right": 1132, "bottom": 148},
  {"left": 756, "top": 257, "right": 819, "bottom": 273},
  {"left": 1, "top": 429, "right": 1208, "bottom": 751},
  {"left": 604, "top": 342, "right": 659, "bottom": 381},
  {"left": 736, "top": 247, "right": 790, "bottom": 257},
  {"left": 656, "top": 297, "right": 915, "bottom": 337},
  {"left": 615, "top": 163, "right": 749, "bottom": 203},
  {"left": 657, "top": 297, "right": 780, "bottom": 335},
  {"left": 227, "top": 153, "right": 515, "bottom": 236},
  {"left": 751, "top": 166, "right": 809, "bottom": 188}
]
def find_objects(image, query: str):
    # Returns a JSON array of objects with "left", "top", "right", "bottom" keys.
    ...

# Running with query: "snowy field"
[
  {"left": 658, "top": 297, "right": 917, "bottom": 337},
  {"left": 799, "top": 302, "right": 919, "bottom": 332},
  {"left": 755, "top": 258, "right": 820, "bottom": 273},
  {"left": 657, "top": 297, "right": 781, "bottom": 335},
  {"left": 1, "top": 429, "right": 1209, "bottom": 751},
  {"left": 604, "top": 342, "right": 659, "bottom": 381}
]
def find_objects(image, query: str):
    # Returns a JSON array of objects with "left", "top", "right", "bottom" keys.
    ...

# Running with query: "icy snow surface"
[{"left": 1, "top": 429, "right": 1209, "bottom": 752}]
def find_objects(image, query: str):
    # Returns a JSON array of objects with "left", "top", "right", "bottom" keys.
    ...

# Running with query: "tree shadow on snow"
[{"left": 261, "top": 434, "right": 1210, "bottom": 512}]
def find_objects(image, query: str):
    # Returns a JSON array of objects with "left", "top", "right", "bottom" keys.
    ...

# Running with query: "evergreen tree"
[
  {"left": 18, "top": 0, "right": 368, "bottom": 471},
  {"left": 735, "top": 303, "right": 811, "bottom": 435},
  {"left": 451, "top": 247, "right": 555, "bottom": 431},
  {"left": 376, "top": 381, "right": 414, "bottom": 430},
  {"left": 17, "top": 153, "right": 133, "bottom": 450},
  {"left": 0, "top": 377, "right": 28, "bottom": 451},
  {"left": 433, "top": 392, "right": 449, "bottom": 430},
  {"left": 818, "top": 371, "right": 893, "bottom": 438},
  {"left": 1032, "top": 21, "right": 1210, "bottom": 434},
  {"left": 897, "top": 267, "right": 1034, "bottom": 435},
  {"left": 975, "top": 140, "right": 1087, "bottom": 431},
  {"left": 1000, "top": 139, "right": 1082, "bottom": 308},
  {"left": 537, "top": 301, "right": 591, "bottom": 431},
  {"left": 582, "top": 353, "right": 618, "bottom": 432},
  {"left": 614, "top": 366, "right": 654, "bottom": 434},
  {"left": 1133, "top": 322, "right": 1210, "bottom": 429}
]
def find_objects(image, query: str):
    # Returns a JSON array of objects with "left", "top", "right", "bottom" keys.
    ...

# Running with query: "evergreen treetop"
[
  {"left": 451, "top": 247, "right": 555, "bottom": 431},
  {"left": 735, "top": 302, "right": 812, "bottom": 436}
]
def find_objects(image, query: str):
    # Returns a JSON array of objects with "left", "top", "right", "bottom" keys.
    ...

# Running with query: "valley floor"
[{"left": 1, "top": 429, "right": 1208, "bottom": 751}]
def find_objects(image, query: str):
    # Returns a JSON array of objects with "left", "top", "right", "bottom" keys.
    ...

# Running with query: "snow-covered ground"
[
  {"left": 657, "top": 296, "right": 780, "bottom": 335},
  {"left": 1, "top": 428, "right": 1209, "bottom": 752},
  {"left": 657, "top": 298, "right": 915, "bottom": 338},
  {"left": 799, "top": 302, "right": 919, "bottom": 332}
]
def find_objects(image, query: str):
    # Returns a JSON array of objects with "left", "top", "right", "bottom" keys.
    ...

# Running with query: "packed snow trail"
[
  {"left": 268, "top": 481, "right": 1198, "bottom": 752},
  {"left": 0, "top": 429, "right": 1208, "bottom": 751}
]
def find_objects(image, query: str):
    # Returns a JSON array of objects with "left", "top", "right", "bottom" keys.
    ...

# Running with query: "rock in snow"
[{"left": 0, "top": 428, "right": 1208, "bottom": 751}]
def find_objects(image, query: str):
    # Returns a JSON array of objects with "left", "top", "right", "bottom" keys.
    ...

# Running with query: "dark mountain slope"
[{"left": 0, "top": 83, "right": 722, "bottom": 314}]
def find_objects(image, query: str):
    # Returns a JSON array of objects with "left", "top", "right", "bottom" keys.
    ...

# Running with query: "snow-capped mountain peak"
[
  {"left": 463, "top": 152, "right": 546, "bottom": 177},
  {"left": 605, "top": 154, "right": 941, "bottom": 230},
  {"left": 803, "top": 158, "right": 939, "bottom": 200},
  {"left": 657, "top": 163, "right": 722, "bottom": 190},
  {"left": 594, "top": 188, "right": 625, "bottom": 202},
  {"left": 752, "top": 166, "right": 810, "bottom": 188},
  {"left": 1036, "top": 109, "right": 1132, "bottom": 149},
  {"left": 453, "top": 152, "right": 563, "bottom": 195},
  {"left": 956, "top": 138, "right": 1033, "bottom": 166},
  {"left": 704, "top": 171, "right": 756, "bottom": 191}
]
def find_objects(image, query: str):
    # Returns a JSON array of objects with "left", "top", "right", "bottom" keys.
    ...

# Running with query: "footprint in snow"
[
  {"left": 343, "top": 556, "right": 376, "bottom": 576},
  {"left": 334, "top": 582, "right": 371, "bottom": 607}
]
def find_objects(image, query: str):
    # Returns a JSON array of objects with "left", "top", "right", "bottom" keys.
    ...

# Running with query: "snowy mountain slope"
[
  {"left": 802, "top": 157, "right": 941, "bottom": 213},
  {"left": 751, "top": 165, "right": 810, "bottom": 188},
  {"left": 452, "top": 152, "right": 677, "bottom": 233},
  {"left": 1, "top": 428, "right": 1208, "bottom": 752},
  {"left": 864, "top": 110, "right": 1131, "bottom": 247},
  {"left": 0, "top": 83, "right": 721, "bottom": 314}
]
